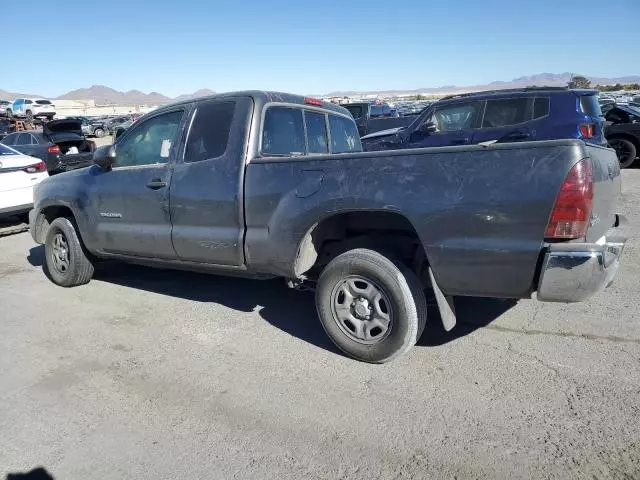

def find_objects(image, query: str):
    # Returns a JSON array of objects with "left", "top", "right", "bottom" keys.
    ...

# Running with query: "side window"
[
  {"left": 262, "top": 107, "right": 305, "bottom": 155},
  {"left": 115, "top": 110, "right": 183, "bottom": 168},
  {"left": 533, "top": 97, "right": 550, "bottom": 119},
  {"left": 482, "top": 98, "right": 529, "bottom": 128},
  {"left": 425, "top": 102, "right": 479, "bottom": 132},
  {"left": 25, "top": 100, "right": 33, "bottom": 105},
  {"left": 185, "top": 100, "right": 235, "bottom": 163},
  {"left": 329, "top": 114, "right": 362, "bottom": 153},
  {"left": 17, "top": 133, "right": 32, "bottom": 145},
  {"left": 29, "top": 134, "right": 39, "bottom": 145},
  {"left": 304, "top": 111, "right": 328, "bottom": 154}
]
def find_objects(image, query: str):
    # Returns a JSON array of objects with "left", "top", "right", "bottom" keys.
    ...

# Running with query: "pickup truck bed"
[{"left": 29, "top": 91, "right": 627, "bottom": 363}]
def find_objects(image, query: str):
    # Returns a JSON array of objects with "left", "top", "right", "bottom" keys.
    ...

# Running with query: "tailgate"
[{"left": 585, "top": 144, "right": 621, "bottom": 242}]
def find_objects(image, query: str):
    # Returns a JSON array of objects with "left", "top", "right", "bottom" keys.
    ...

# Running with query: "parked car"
[
  {"left": 343, "top": 102, "right": 419, "bottom": 137},
  {"left": 604, "top": 104, "right": 640, "bottom": 168},
  {"left": 105, "top": 115, "right": 133, "bottom": 134},
  {"left": 29, "top": 91, "right": 626, "bottom": 363},
  {"left": 0, "top": 118, "right": 13, "bottom": 140},
  {"left": 80, "top": 117, "right": 109, "bottom": 138},
  {"left": 361, "top": 88, "right": 608, "bottom": 156},
  {"left": 0, "top": 120, "right": 95, "bottom": 174},
  {"left": 0, "top": 100, "right": 10, "bottom": 117},
  {"left": 7, "top": 98, "right": 56, "bottom": 121},
  {"left": 0, "top": 144, "right": 48, "bottom": 219}
]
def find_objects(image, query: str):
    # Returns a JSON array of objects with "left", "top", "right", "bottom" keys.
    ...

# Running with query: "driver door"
[
  {"left": 88, "top": 108, "right": 187, "bottom": 259},
  {"left": 406, "top": 101, "right": 481, "bottom": 148}
]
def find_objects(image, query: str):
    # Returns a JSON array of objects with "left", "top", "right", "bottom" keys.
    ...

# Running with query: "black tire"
[
  {"left": 44, "top": 217, "right": 94, "bottom": 287},
  {"left": 26, "top": 110, "right": 33, "bottom": 122},
  {"left": 94, "top": 128, "right": 105, "bottom": 138},
  {"left": 5, "top": 109, "right": 12, "bottom": 118},
  {"left": 610, "top": 138, "right": 637, "bottom": 168},
  {"left": 316, "top": 248, "right": 427, "bottom": 363}
]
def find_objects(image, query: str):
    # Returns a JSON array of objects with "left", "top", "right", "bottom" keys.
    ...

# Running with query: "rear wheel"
[
  {"left": 610, "top": 138, "right": 637, "bottom": 168},
  {"left": 94, "top": 127, "right": 105, "bottom": 138},
  {"left": 315, "top": 248, "right": 427, "bottom": 363},
  {"left": 25, "top": 110, "right": 33, "bottom": 122},
  {"left": 45, "top": 217, "right": 94, "bottom": 287}
]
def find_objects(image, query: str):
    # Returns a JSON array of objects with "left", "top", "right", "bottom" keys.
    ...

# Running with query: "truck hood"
[
  {"left": 43, "top": 119, "right": 83, "bottom": 136},
  {"left": 361, "top": 126, "right": 404, "bottom": 140}
]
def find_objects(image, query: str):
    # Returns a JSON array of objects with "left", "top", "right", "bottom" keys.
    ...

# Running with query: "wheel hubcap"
[
  {"left": 330, "top": 276, "right": 392, "bottom": 344},
  {"left": 51, "top": 232, "right": 70, "bottom": 274},
  {"left": 612, "top": 142, "right": 631, "bottom": 162}
]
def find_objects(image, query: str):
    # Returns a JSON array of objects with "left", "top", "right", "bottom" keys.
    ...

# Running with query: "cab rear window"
[{"left": 262, "top": 106, "right": 362, "bottom": 156}]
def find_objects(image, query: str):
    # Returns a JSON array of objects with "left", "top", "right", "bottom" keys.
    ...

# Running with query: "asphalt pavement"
[{"left": 1, "top": 170, "right": 639, "bottom": 479}]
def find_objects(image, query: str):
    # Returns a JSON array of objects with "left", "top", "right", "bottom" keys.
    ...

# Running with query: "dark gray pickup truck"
[{"left": 29, "top": 91, "right": 627, "bottom": 363}]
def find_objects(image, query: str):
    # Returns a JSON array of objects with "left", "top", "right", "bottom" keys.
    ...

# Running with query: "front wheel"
[
  {"left": 610, "top": 138, "right": 637, "bottom": 168},
  {"left": 45, "top": 217, "right": 94, "bottom": 287},
  {"left": 5, "top": 109, "right": 12, "bottom": 118},
  {"left": 25, "top": 110, "right": 33, "bottom": 122},
  {"left": 315, "top": 248, "right": 427, "bottom": 363}
]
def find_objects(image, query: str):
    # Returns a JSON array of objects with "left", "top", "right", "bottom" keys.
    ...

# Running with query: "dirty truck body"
[{"left": 30, "top": 91, "right": 627, "bottom": 362}]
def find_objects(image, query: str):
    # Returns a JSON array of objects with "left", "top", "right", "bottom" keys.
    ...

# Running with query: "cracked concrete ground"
[{"left": 1, "top": 170, "right": 639, "bottom": 479}]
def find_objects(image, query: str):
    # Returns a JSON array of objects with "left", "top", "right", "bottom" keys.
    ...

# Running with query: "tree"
[{"left": 568, "top": 75, "right": 591, "bottom": 89}]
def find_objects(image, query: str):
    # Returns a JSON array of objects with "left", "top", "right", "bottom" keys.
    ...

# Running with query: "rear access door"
[{"left": 169, "top": 96, "right": 252, "bottom": 266}]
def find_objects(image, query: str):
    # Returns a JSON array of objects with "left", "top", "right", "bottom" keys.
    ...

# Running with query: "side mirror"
[
  {"left": 421, "top": 121, "right": 437, "bottom": 134},
  {"left": 93, "top": 145, "right": 116, "bottom": 170},
  {"left": 114, "top": 126, "right": 126, "bottom": 141}
]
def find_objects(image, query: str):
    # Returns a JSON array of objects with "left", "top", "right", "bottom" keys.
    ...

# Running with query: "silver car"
[{"left": 0, "top": 100, "right": 10, "bottom": 117}]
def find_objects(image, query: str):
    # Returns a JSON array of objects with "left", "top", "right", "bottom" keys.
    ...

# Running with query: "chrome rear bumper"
[{"left": 537, "top": 215, "right": 627, "bottom": 303}]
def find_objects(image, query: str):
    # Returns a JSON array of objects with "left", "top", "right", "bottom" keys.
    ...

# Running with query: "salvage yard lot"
[{"left": 1, "top": 171, "right": 639, "bottom": 479}]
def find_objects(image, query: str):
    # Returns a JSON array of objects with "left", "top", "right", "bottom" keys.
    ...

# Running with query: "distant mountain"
[
  {"left": 323, "top": 73, "right": 640, "bottom": 97},
  {"left": 0, "top": 89, "right": 42, "bottom": 101},
  {"left": 173, "top": 89, "right": 216, "bottom": 102},
  {"left": 56, "top": 85, "right": 172, "bottom": 105},
  {"left": 2, "top": 73, "right": 640, "bottom": 105}
]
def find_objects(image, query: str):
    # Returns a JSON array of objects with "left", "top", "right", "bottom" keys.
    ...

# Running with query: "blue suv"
[{"left": 361, "top": 88, "right": 606, "bottom": 152}]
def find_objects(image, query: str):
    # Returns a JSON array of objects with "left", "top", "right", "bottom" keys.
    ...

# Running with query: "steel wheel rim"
[
  {"left": 330, "top": 275, "right": 393, "bottom": 345},
  {"left": 612, "top": 141, "right": 631, "bottom": 163},
  {"left": 50, "top": 231, "right": 70, "bottom": 274}
]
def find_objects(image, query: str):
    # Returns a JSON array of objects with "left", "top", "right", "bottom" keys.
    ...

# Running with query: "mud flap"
[{"left": 428, "top": 267, "right": 456, "bottom": 331}]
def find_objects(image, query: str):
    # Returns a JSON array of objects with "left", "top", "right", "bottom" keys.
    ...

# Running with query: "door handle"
[
  {"left": 146, "top": 179, "right": 167, "bottom": 190},
  {"left": 451, "top": 137, "right": 470, "bottom": 145}
]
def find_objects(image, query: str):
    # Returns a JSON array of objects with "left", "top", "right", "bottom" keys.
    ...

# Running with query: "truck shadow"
[
  {"left": 6, "top": 467, "right": 55, "bottom": 479},
  {"left": 28, "top": 246, "right": 516, "bottom": 356}
]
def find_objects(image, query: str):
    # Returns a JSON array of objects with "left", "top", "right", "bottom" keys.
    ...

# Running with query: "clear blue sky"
[{"left": 4, "top": 0, "right": 637, "bottom": 97}]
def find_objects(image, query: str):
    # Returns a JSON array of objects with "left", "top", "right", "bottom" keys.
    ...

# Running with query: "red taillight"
[
  {"left": 23, "top": 161, "right": 47, "bottom": 174},
  {"left": 579, "top": 123, "right": 594, "bottom": 139},
  {"left": 47, "top": 145, "right": 61, "bottom": 154},
  {"left": 545, "top": 159, "right": 593, "bottom": 240},
  {"left": 304, "top": 97, "right": 323, "bottom": 107}
]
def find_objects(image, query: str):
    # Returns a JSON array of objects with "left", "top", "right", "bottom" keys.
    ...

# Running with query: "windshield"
[
  {"left": 622, "top": 105, "right": 640, "bottom": 117},
  {"left": 0, "top": 144, "right": 18, "bottom": 155}
]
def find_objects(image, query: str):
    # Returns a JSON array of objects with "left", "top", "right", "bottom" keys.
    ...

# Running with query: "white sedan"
[{"left": 0, "top": 144, "right": 49, "bottom": 219}]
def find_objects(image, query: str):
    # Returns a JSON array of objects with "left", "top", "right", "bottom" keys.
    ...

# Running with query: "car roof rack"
[{"left": 438, "top": 86, "right": 569, "bottom": 102}]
